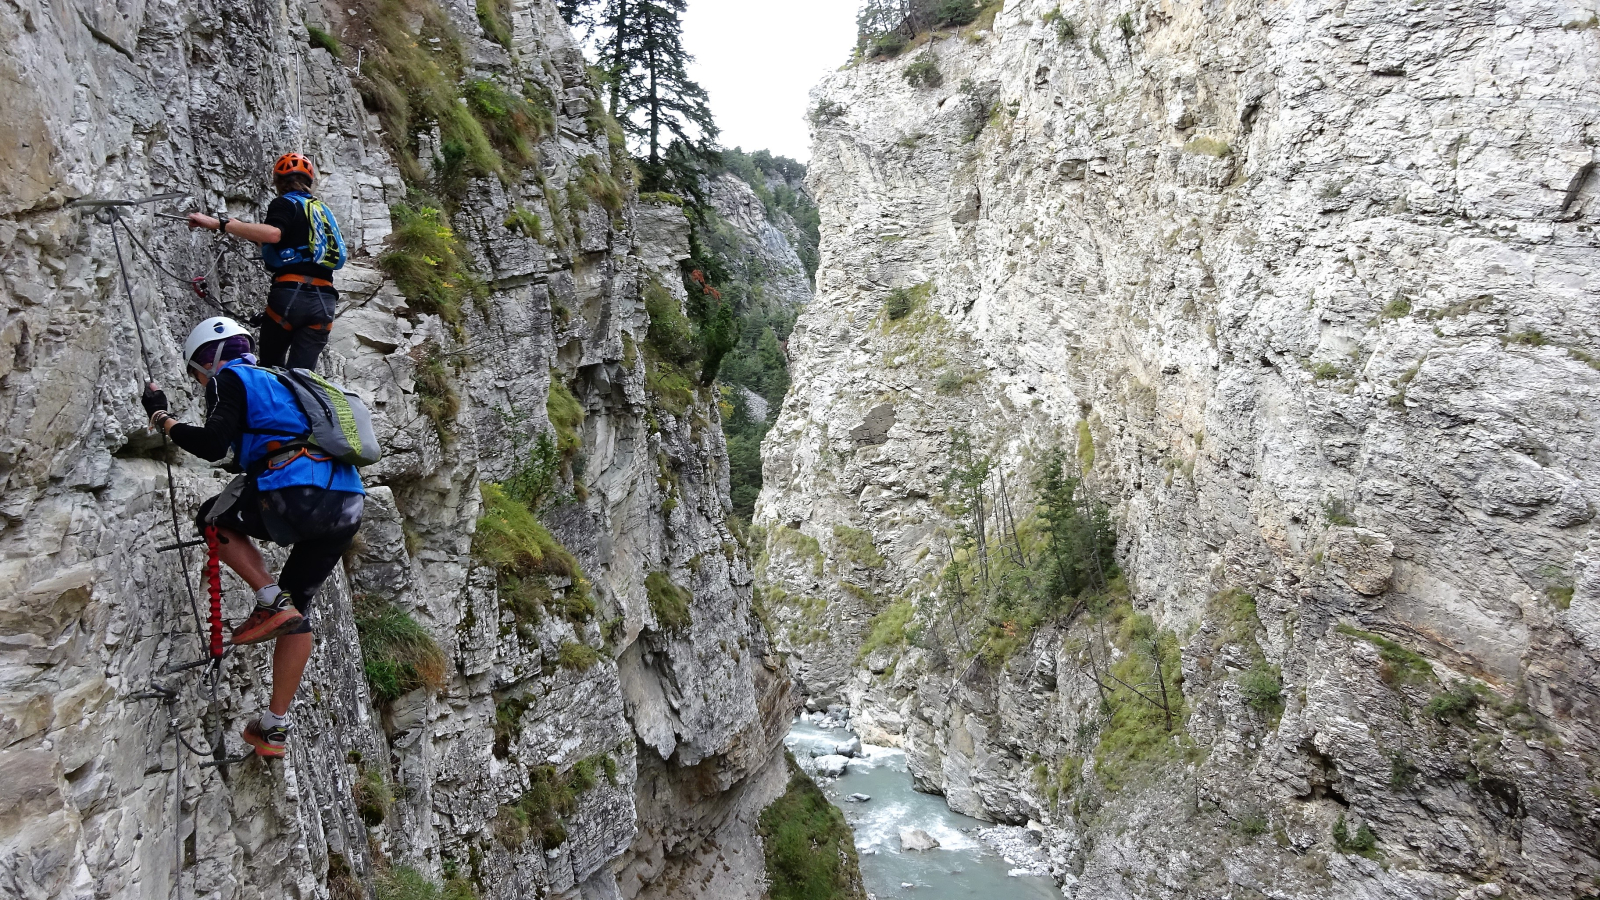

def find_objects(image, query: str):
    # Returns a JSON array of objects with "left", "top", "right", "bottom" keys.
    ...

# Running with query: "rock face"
[
  {"left": 0, "top": 1, "right": 794, "bottom": 899},
  {"left": 759, "top": 1, "right": 1600, "bottom": 898}
]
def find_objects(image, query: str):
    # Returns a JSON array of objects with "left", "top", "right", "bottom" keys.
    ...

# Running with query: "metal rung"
[
  {"left": 200, "top": 752, "right": 255, "bottom": 769},
  {"left": 156, "top": 538, "right": 206, "bottom": 553},
  {"left": 67, "top": 191, "right": 188, "bottom": 209}
]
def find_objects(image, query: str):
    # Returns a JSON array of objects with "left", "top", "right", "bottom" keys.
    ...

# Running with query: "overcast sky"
[{"left": 680, "top": 0, "right": 860, "bottom": 162}]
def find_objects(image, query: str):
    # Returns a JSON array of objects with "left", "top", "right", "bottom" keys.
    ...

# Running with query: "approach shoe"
[
  {"left": 231, "top": 593, "right": 304, "bottom": 646},
  {"left": 243, "top": 719, "right": 288, "bottom": 758}
]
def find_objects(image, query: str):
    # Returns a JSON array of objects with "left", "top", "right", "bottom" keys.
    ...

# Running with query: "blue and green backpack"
[{"left": 261, "top": 190, "right": 348, "bottom": 271}]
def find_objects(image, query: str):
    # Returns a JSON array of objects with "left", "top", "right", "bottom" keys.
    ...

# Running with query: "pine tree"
[{"left": 557, "top": 0, "right": 597, "bottom": 28}]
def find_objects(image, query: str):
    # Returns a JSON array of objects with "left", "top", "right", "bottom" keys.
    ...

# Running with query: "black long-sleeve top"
[{"left": 169, "top": 368, "right": 247, "bottom": 462}]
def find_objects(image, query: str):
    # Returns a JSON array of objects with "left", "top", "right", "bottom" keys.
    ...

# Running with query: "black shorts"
[{"left": 197, "top": 485, "right": 364, "bottom": 634}]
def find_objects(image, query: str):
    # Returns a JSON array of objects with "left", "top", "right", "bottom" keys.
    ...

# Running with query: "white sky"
[{"left": 680, "top": 0, "right": 860, "bottom": 162}]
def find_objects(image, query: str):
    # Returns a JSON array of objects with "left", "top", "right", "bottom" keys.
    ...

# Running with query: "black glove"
[{"left": 142, "top": 383, "right": 170, "bottom": 417}]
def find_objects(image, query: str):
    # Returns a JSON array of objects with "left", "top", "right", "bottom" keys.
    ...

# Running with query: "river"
[{"left": 786, "top": 719, "right": 1065, "bottom": 900}]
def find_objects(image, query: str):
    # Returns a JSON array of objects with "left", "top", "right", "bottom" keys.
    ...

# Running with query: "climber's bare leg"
[
  {"left": 215, "top": 527, "right": 274, "bottom": 592},
  {"left": 270, "top": 633, "right": 312, "bottom": 717}
]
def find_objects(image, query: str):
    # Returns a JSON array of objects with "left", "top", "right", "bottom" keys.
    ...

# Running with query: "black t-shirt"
[
  {"left": 170, "top": 367, "right": 247, "bottom": 462},
  {"left": 263, "top": 195, "right": 335, "bottom": 280}
]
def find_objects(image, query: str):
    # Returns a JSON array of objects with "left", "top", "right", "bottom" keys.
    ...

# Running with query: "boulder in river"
[
  {"left": 846, "top": 793, "right": 871, "bottom": 803},
  {"left": 814, "top": 754, "right": 850, "bottom": 777},
  {"left": 899, "top": 828, "right": 940, "bottom": 851},
  {"left": 836, "top": 736, "right": 863, "bottom": 757}
]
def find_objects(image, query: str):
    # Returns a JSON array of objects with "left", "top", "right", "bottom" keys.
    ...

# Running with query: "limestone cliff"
[
  {"left": 0, "top": 1, "right": 796, "bottom": 899},
  {"left": 759, "top": 1, "right": 1600, "bottom": 898}
]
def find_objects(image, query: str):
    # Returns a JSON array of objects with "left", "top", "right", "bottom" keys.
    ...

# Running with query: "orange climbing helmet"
[{"left": 273, "top": 153, "right": 317, "bottom": 182}]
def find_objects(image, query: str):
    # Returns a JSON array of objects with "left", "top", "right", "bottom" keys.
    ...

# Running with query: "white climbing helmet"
[{"left": 183, "top": 316, "right": 253, "bottom": 376}]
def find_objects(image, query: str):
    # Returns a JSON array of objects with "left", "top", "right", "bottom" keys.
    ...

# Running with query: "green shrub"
[
  {"left": 868, "top": 31, "right": 908, "bottom": 58},
  {"left": 884, "top": 287, "right": 916, "bottom": 321},
  {"left": 1388, "top": 752, "right": 1420, "bottom": 789},
  {"left": 1182, "top": 136, "right": 1232, "bottom": 158},
  {"left": 356, "top": 598, "right": 449, "bottom": 704},
  {"left": 645, "top": 571, "right": 694, "bottom": 631},
  {"left": 382, "top": 202, "right": 484, "bottom": 326},
  {"left": 357, "top": 0, "right": 516, "bottom": 189},
  {"left": 1336, "top": 624, "right": 1433, "bottom": 688},
  {"left": 1043, "top": 8, "right": 1077, "bottom": 41},
  {"left": 1381, "top": 295, "right": 1413, "bottom": 319},
  {"left": 644, "top": 279, "right": 698, "bottom": 367},
  {"left": 1333, "top": 814, "right": 1378, "bottom": 858},
  {"left": 1323, "top": 498, "right": 1357, "bottom": 526},
  {"left": 1238, "top": 663, "right": 1284, "bottom": 719},
  {"left": 307, "top": 24, "right": 343, "bottom": 58},
  {"left": 475, "top": 482, "right": 594, "bottom": 626},
  {"left": 1115, "top": 12, "right": 1136, "bottom": 38},
  {"left": 903, "top": 53, "right": 943, "bottom": 88},
  {"left": 1425, "top": 681, "right": 1482, "bottom": 727},
  {"left": 759, "top": 753, "right": 867, "bottom": 900},
  {"left": 935, "top": 369, "right": 976, "bottom": 395},
  {"left": 934, "top": 0, "right": 983, "bottom": 26},
  {"left": 808, "top": 99, "right": 850, "bottom": 126}
]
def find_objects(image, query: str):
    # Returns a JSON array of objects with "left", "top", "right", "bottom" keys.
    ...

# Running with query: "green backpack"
[{"left": 272, "top": 368, "right": 382, "bottom": 467}]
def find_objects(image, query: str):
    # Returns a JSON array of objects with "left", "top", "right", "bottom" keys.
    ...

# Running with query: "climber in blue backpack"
[
  {"left": 142, "top": 317, "right": 372, "bottom": 757},
  {"left": 187, "top": 153, "right": 348, "bottom": 371}
]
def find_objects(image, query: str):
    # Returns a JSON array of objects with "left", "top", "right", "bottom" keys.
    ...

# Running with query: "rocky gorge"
[
  {"left": 0, "top": 1, "right": 817, "bottom": 898},
  {"left": 758, "top": 1, "right": 1600, "bottom": 898}
]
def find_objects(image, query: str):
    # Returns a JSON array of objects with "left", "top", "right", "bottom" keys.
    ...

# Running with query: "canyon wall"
[
  {"left": 760, "top": 0, "right": 1600, "bottom": 897},
  {"left": 0, "top": 1, "right": 796, "bottom": 898}
]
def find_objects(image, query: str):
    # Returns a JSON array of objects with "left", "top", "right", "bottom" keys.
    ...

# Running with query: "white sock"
[
  {"left": 261, "top": 708, "right": 291, "bottom": 730},
  {"left": 254, "top": 584, "right": 283, "bottom": 607}
]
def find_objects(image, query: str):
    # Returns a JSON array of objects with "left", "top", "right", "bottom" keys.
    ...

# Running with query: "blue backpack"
[{"left": 261, "top": 190, "right": 348, "bottom": 271}]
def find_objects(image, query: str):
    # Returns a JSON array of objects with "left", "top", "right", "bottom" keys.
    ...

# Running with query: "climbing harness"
[{"left": 71, "top": 194, "right": 254, "bottom": 900}]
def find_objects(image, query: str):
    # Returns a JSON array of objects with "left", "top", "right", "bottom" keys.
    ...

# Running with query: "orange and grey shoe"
[
  {"left": 243, "top": 719, "right": 288, "bottom": 757},
  {"left": 231, "top": 593, "right": 304, "bottom": 646}
]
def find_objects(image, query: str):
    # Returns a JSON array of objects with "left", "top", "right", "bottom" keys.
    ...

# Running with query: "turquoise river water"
[{"left": 786, "top": 720, "right": 1064, "bottom": 900}]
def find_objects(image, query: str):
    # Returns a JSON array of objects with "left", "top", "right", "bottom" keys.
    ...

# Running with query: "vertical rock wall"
[
  {"left": 0, "top": 1, "right": 794, "bottom": 898},
  {"left": 761, "top": 0, "right": 1600, "bottom": 897}
]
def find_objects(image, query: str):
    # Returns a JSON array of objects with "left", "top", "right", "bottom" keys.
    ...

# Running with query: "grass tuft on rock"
[
  {"left": 645, "top": 571, "right": 694, "bottom": 631},
  {"left": 857, "top": 599, "right": 914, "bottom": 662},
  {"left": 307, "top": 25, "right": 343, "bottom": 58},
  {"left": 354, "top": 765, "right": 393, "bottom": 826},
  {"left": 383, "top": 202, "right": 485, "bottom": 326},
  {"left": 376, "top": 865, "right": 479, "bottom": 900},
  {"left": 356, "top": 597, "right": 449, "bottom": 704},
  {"left": 413, "top": 341, "right": 459, "bottom": 440},
  {"left": 475, "top": 482, "right": 594, "bottom": 627},
  {"left": 759, "top": 752, "right": 868, "bottom": 900},
  {"left": 556, "top": 640, "right": 602, "bottom": 671},
  {"left": 1337, "top": 624, "right": 1433, "bottom": 688},
  {"left": 495, "top": 756, "right": 613, "bottom": 849}
]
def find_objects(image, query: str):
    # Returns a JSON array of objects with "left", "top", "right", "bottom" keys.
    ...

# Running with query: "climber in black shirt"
[{"left": 187, "top": 153, "right": 348, "bottom": 371}]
